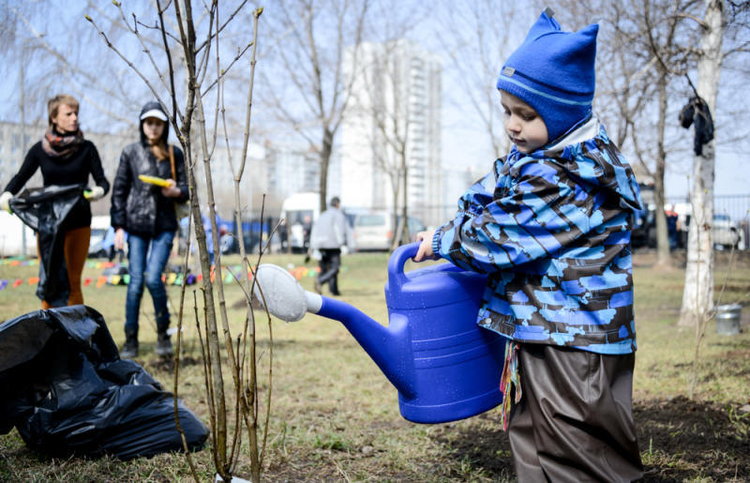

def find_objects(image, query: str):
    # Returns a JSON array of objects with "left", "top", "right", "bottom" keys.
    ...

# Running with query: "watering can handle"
[{"left": 387, "top": 242, "right": 420, "bottom": 289}]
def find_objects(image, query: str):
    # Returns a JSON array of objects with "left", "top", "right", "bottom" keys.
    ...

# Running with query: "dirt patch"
[
  {"left": 429, "top": 397, "right": 750, "bottom": 481},
  {"left": 636, "top": 396, "right": 750, "bottom": 481}
]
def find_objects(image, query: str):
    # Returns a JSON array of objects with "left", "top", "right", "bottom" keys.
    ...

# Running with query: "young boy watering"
[{"left": 415, "top": 9, "right": 644, "bottom": 482}]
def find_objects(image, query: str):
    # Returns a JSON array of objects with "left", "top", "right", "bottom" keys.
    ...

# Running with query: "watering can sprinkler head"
[{"left": 253, "top": 264, "right": 321, "bottom": 322}]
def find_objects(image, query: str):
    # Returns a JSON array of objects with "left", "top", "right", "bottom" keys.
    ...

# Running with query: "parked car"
[
  {"left": 352, "top": 211, "right": 426, "bottom": 251},
  {"left": 671, "top": 204, "right": 741, "bottom": 250},
  {"left": 712, "top": 213, "right": 741, "bottom": 249}
]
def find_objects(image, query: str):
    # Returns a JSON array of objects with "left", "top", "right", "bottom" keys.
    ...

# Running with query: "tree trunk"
[
  {"left": 400, "top": 161, "right": 409, "bottom": 245},
  {"left": 319, "top": 128, "right": 333, "bottom": 213},
  {"left": 390, "top": 169, "right": 400, "bottom": 251},
  {"left": 655, "top": 72, "right": 671, "bottom": 265},
  {"left": 678, "top": 0, "right": 723, "bottom": 327}
]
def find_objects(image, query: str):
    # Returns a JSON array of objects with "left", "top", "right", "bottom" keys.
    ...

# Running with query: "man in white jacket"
[{"left": 309, "top": 196, "right": 352, "bottom": 295}]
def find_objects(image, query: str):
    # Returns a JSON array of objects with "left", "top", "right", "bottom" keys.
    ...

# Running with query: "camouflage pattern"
[{"left": 432, "top": 118, "right": 642, "bottom": 354}]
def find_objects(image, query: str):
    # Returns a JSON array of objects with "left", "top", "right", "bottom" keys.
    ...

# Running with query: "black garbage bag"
[
  {"left": 0, "top": 305, "right": 208, "bottom": 460},
  {"left": 9, "top": 185, "right": 84, "bottom": 307}
]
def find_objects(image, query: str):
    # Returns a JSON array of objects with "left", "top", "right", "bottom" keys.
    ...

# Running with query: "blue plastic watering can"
[{"left": 255, "top": 242, "right": 506, "bottom": 424}]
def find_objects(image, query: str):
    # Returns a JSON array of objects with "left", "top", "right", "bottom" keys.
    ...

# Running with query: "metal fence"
[{"left": 666, "top": 194, "right": 750, "bottom": 225}]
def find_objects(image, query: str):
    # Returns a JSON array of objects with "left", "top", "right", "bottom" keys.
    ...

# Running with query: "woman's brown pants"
[{"left": 38, "top": 226, "right": 91, "bottom": 309}]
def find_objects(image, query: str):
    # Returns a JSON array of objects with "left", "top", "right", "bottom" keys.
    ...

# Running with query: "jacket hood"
[
  {"left": 138, "top": 101, "right": 170, "bottom": 145},
  {"left": 514, "top": 116, "right": 642, "bottom": 214}
]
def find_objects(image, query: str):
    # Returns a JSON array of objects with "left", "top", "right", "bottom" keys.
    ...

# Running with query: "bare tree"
[
  {"left": 352, "top": 39, "right": 415, "bottom": 248},
  {"left": 88, "top": 2, "right": 268, "bottom": 481},
  {"left": 636, "top": 0, "right": 701, "bottom": 266},
  {"left": 259, "top": 0, "right": 370, "bottom": 213},
  {"left": 552, "top": 1, "right": 703, "bottom": 266},
  {"left": 345, "top": 0, "right": 434, "bottom": 248},
  {"left": 434, "top": 0, "right": 526, "bottom": 158},
  {"left": 678, "top": 0, "right": 725, "bottom": 327},
  {"left": 3, "top": 1, "right": 152, "bottom": 127}
]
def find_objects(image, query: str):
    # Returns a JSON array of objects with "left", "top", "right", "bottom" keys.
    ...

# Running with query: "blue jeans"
[{"left": 125, "top": 230, "right": 175, "bottom": 333}]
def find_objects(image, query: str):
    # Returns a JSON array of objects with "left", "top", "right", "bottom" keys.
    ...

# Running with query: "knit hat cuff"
[{"left": 497, "top": 71, "right": 593, "bottom": 142}]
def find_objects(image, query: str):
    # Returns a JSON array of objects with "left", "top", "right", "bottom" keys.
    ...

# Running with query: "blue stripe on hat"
[{"left": 499, "top": 74, "right": 593, "bottom": 106}]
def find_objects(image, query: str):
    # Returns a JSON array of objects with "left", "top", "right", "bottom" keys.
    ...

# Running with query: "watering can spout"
[{"left": 253, "top": 264, "right": 416, "bottom": 399}]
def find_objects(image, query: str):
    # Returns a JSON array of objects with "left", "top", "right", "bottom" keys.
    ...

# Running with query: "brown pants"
[
  {"left": 38, "top": 226, "right": 91, "bottom": 309},
  {"left": 508, "top": 344, "right": 643, "bottom": 483}
]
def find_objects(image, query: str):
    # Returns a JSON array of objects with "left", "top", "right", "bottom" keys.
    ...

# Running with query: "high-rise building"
[{"left": 341, "top": 40, "right": 443, "bottom": 226}]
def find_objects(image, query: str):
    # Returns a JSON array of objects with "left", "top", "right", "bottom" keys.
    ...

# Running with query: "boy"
[{"left": 415, "top": 9, "right": 644, "bottom": 482}]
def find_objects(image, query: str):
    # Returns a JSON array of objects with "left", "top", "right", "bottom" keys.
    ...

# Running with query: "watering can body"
[
  {"left": 314, "top": 244, "right": 506, "bottom": 423},
  {"left": 382, "top": 244, "right": 505, "bottom": 423}
]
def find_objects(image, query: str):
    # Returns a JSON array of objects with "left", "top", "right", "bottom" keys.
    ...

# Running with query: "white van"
[
  {"left": 89, "top": 215, "right": 112, "bottom": 258},
  {"left": 280, "top": 192, "right": 320, "bottom": 253}
]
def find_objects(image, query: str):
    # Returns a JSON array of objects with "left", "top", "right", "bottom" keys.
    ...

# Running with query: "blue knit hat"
[{"left": 496, "top": 8, "right": 599, "bottom": 143}]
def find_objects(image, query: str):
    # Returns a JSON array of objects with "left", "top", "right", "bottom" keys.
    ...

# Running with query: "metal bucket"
[{"left": 716, "top": 304, "right": 742, "bottom": 335}]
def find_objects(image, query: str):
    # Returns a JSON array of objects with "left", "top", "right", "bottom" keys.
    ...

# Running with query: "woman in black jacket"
[
  {"left": 110, "top": 101, "right": 188, "bottom": 358},
  {"left": 1, "top": 94, "right": 109, "bottom": 308}
]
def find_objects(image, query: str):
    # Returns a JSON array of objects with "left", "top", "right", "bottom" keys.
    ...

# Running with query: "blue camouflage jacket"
[{"left": 432, "top": 117, "right": 642, "bottom": 354}]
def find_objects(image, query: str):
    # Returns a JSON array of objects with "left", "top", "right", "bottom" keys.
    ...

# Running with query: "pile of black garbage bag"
[{"left": 0, "top": 305, "right": 208, "bottom": 460}]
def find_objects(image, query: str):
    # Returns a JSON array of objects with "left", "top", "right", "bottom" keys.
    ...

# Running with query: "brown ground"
[{"left": 429, "top": 396, "right": 750, "bottom": 482}]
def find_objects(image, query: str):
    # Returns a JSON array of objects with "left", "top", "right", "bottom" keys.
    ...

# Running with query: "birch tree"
[{"left": 678, "top": 0, "right": 725, "bottom": 327}]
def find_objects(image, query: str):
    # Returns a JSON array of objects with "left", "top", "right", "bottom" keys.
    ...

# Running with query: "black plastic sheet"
[
  {"left": 0, "top": 305, "right": 208, "bottom": 460},
  {"left": 9, "top": 185, "right": 83, "bottom": 306}
]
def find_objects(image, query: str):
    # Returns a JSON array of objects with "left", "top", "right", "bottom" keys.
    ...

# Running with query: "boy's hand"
[{"left": 414, "top": 230, "right": 439, "bottom": 262}]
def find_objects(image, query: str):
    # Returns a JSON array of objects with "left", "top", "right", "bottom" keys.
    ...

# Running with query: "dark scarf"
[{"left": 41, "top": 128, "right": 85, "bottom": 159}]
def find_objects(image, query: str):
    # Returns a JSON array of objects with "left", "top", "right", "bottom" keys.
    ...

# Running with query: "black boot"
[
  {"left": 156, "top": 329, "right": 173, "bottom": 357},
  {"left": 121, "top": 327, "right": 138, "bottom": 359}
]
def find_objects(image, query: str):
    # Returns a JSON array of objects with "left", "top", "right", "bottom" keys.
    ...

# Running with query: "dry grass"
[{"left": 1, "top": 249, "right": 749, "bottom": 481}]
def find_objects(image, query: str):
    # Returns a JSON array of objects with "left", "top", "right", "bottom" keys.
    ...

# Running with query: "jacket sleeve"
[
  {"left": 4, "top": 146, "right": 40, "bottom": 194},
  {"left": 87, "top": 142, "right": 110, "bottom": 195},
  {"left": 433, "top": 158, "right": 601, "bottom": 274},
  {"left": 110, "top": 149, "right": 132, "bottom": 230},
  {"left": 173, "top": 146, "right": 189, "bottom": 203}
]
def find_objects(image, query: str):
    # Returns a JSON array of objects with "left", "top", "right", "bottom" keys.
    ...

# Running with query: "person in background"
[
  {"left": 111, "top": 101, "right": 188, "bottom": 358},
  {"left": 0, "top": 94, "right": 109, "bottom": 308},
  {"left": 665, "top": 204, "right": 679, "bottom": 250},
  {"left": 414, "top": 9, "right": 643, "bottom": 482},
  {"left": 309, "top": 196, "right": 352, "bottom": 296}
]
